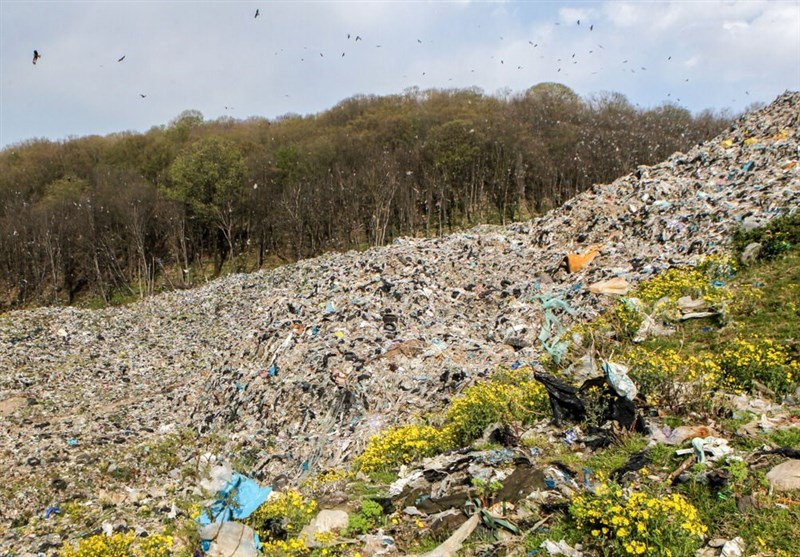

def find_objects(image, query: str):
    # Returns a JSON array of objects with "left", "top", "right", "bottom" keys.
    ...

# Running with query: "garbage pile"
[
  {"left": 0, "top": 91, "right": 798, "bottom": 553},
  {"left": 191, "top": 91, "right": 800, "bottom": 484}
]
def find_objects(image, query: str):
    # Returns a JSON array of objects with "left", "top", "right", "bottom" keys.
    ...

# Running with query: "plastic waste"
[
  {"left": 197, "top": 466, "right": 272, "bottom": 552},
  {"left": 566, "top": 245, "right": 602, "bottom": 273},
  {"left": 602, "top": 360, "right": 638, "bottom": 401},
  {"left": 675, "top": 436, "right": 732, "bottom": 464},
  {"left": 540, "top": 539, "right": 583, "bottom": 556},
  {"left": 610, "top": 451, "right": 650, "bottom": 483},
  {"left": 588, "top": 277, "right": 630, "bottom": 295},
  {"left": 532, "top": 294, "right": 577, "bottom": 364}
]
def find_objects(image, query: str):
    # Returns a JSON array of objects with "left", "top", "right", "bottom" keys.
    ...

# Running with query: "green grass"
[{"left": 731, "top": 250, "right": 800, "bottom": 344}]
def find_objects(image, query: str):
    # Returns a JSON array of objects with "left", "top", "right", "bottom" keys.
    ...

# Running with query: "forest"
[{"left": 0, "top": 83, "right": 735, "bottom": 309}]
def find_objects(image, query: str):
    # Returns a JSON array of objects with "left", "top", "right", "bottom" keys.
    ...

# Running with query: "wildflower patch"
[{"left": 570, "top": 484, "right": 707, "bottom": 557}]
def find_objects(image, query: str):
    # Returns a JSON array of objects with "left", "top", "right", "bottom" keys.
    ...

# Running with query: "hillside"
[
  {"left": 0, "top": 84, "right": 730, "bottom": 311},
  {"left": 0, "top": 92, "right": 798, "bottom": 556}
]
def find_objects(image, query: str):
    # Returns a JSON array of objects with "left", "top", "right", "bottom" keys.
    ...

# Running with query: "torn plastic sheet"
[
  {"left": 532, "top": 294, "right": 577, "bottom": 364},
  {"left": 197, "top": 470, "right": 272, "bottom": 552}
]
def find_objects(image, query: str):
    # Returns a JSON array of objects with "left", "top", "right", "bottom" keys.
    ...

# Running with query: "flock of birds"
[{"left": 28, "top": 6, "right": 754, "bottom": 111}]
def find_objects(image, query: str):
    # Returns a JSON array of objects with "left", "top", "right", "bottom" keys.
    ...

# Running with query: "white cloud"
[{"left": 1, "top": 0, "right": 798, "bottom": 148}]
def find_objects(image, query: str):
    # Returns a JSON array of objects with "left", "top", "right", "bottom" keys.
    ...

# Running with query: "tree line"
[{"left": 0, "top": 83, "right": 735, "bottom": 309}]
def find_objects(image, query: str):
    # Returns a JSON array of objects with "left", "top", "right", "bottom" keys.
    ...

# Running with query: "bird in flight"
[
  {"left": 355, "top": 35, "right": 362, "bottom": 41},
  {"left": 117, "top": 55, "right": 125, "bottom": 62},
  {"left": 254, "top": 9, "right": 259, "bottom": 18},
  {"left": 139, "top": 93, "right": 146, "bottom": 98},
  {"left": 32, "top": 50, "right": 41, "bottom": 64},
  {"left": 590, "top": 24, "right": 594, "bottom": 31}
]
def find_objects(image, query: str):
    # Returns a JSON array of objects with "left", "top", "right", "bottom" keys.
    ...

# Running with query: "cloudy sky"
[{"left": 1, "top": 0, "right": 799, "bottom": 150}]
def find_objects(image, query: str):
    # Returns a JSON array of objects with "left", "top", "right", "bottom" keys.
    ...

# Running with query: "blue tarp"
[
  {"left": 198, "top": 472, "right": 272, "bottom": 525},
  {"left": 197, "top": 472, "right": 272, "bottom": 551}
]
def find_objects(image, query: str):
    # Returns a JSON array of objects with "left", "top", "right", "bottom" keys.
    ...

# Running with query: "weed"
[{"left": 347, "top": 499, "right": 384, "bottom": 534}]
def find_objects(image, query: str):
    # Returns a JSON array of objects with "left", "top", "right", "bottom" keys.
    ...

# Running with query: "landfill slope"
[{"left": 1, "top": 91, "right": 799, "bottom": 552}]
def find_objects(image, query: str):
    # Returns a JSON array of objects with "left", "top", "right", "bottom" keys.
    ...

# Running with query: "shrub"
[
  {"left": 60, "top": 532, "right": 172, "bottom": 557},
  {"left": 347, "top": 499, "right": 384, "bottom": 534},
  {"left": 634, "top": 256, "right": 735, "bottom": 307},
  {"left": 245, "top": 489, "right": 317, "bottom": 543},
  {"left": 444, "top": 366, "right": 549, "bottom": 446},
  {"left": 356, "top": 424, "right": 450, "bottom": 473},
  {"left": 716, "top": 336, "right": 799, "bottom": 396},
  {"left": 734, "top": 211, "right": 800, "bottom": 261},
  {"left": 624, "top": 347, "right": 726, "bottom": 412},
  {"left": 570, "top": 484, "right": 707, "bottom": 557}
]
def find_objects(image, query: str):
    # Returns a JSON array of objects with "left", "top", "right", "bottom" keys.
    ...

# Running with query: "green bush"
[
  {"left": 347, "top": 499, "right": 384, "bottom": 534},
  {"left": 734, "top": 211, "right": 800, "bottom": 261},
  {"left": 444, "top": 366, "right": 549, "bottom": 446}
]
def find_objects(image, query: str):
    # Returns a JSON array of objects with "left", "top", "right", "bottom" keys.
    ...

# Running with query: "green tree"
[{"left": 168, "top": 137, "right": 246, "bottom": 268}]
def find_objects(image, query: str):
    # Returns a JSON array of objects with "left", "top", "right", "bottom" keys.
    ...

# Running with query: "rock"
[
  {"left": 721, "top": 537, "right": 745, "bottom": 557},
  {"left": 765, "top": 459, "right": 800, "bottom": 491},
  {"left": 740, "top": 242, "right": 762, "bottom": 265},
  {"left": 299, "top": 509, "right": 349, "bottom": 546},
  {"left": 198, "top": 521, "right": 259, "bottom": 557},
  {"left": 427, "top": 508, "right": 466, "bottom": 535}
]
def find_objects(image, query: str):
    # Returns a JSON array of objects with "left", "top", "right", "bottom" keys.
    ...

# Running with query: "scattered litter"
[
  {"left": 566, "top": 245, "right": 602, "bottom": 273},
  {"left": 587, "top": 276, "right": 630, "bottom": 295},
  {"left": 415, "top": 512, "right": 480, "bottom": 557},
  {"left": 540, "top": 538, "right": 583, "bottom": 556},
  {"left": 602, "top": 360, "right": 638, "bottom": 400},
  {"left": 675, "top": 437, "right": 732, "bottom": 464},
  {"left": 3, "top": 91, "right": 800, "bottom": 553}
]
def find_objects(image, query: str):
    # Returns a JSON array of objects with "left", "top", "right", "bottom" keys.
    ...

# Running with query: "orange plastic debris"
[{"left": 566, "top": 245, "right": 602, "bottom": 273}]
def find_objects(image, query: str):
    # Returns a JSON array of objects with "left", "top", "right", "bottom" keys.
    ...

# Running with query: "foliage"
[
  {"left": 356, "top": 366, "right": 550, "bottom": 472},
  {"left": 633, "top": 256, "right": 735, "bottom": 307},
  {"left": 347, "top": 499, "right": 384, "bottom": 534},
  {"left": 733, "top": 210, "right": 800, "bottom": 262},
  {"left": 355, "top": 424, "right": 450, "bottom": 473},
  {"left": 716, "top": 336, "right": 799, "bottom": 396},
  {"left": 60, "top": 531, "right": 172, "bottom": 557},
  {"left": 471, "top": 477, "right": 504, "bottom": 507},
  {"left": 623, "top": 347, "right": 727, "bottom": 412},
  {"left": 245, "top": 489, "right": 317, "bottom": 543},
  {"left": 0, "top": 85, "right": 731, "bottom": 310},
  {"left": 622, "top": 335, "right": 798, "bottom": 407},
  {"left": 570, "top": 484, "right": 707, "bottom": 557},
  {"left": 258, "top": 537, "right": 311, "bottom": 556},
  {"left": 443, "top": 366, "right": 549, "bottom": 446}
]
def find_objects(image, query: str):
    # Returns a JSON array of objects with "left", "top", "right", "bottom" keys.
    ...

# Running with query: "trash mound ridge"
[{"left": 0, "top": 91, "right": 798, "bottom": 552}]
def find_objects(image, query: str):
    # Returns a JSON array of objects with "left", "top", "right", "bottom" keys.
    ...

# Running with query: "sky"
[{"left": 1, "top": 0, "right": 799, "bottom": 150}]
